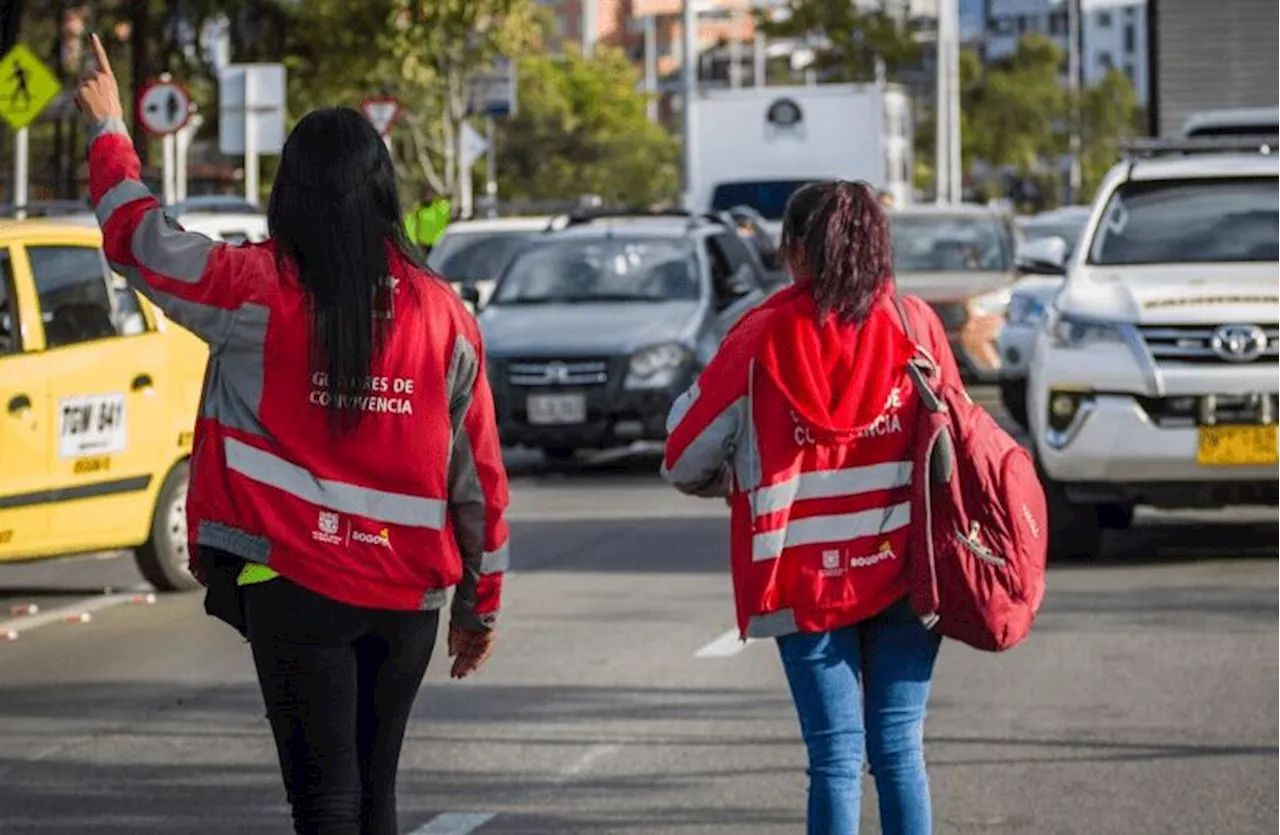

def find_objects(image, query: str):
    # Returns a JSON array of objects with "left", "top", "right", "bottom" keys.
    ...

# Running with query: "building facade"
[{"left": 981, "top": 0, "right": 1149, "bottom": 104}]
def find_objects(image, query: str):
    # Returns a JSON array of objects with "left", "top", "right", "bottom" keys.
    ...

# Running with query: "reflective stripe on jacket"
[
  {"left": 88, "top": 119, "right": 509, "bottom": 628},
  {"left": 662, "top": 285, "right": 963, "bottom": 640}
]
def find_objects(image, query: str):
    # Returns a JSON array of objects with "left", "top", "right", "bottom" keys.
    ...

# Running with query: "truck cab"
[{"left": 692, "top": 83, "right": 914, "bottom": 239}]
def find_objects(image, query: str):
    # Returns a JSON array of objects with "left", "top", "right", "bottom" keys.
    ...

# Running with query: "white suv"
[{"left": 1026, "top": 138, "right": 1279, "bottom": 558}]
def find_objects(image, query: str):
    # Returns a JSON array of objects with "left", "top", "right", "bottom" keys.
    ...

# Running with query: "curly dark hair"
[{"left": 779, "top": 180, "right": 894, "bottom": 325}]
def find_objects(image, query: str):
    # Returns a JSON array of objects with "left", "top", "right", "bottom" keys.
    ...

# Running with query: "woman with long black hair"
[{"left": 78, "top": 36, "right": 510, "bottom": 835}]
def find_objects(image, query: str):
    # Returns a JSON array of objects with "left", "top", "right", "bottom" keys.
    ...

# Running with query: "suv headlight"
[
  {"left": 1048, "top": 311, "right": 1125, "bottom": 349},
  {"left": 968, "top": 288, "right": 1012, "bottom": 318},
  {"left": 626, "top": 343, "right": 690, "bottom": 389},
  {"left": 1006, "top": 294, "right": 1047, "bottom": 327}
]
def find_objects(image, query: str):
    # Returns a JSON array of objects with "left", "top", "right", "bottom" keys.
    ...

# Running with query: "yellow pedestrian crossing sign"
[{"left": 0, "top": 44, "right": 62, "bottom": 131}]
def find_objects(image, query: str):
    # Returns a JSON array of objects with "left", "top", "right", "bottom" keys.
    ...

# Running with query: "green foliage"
[
  {"left": 965, "top": 34, "right": 1068, "bottom": 173},
  {"left": 496, "top": 47, "right": 679, "bottom": 206},
  {"left": 285, "top": 0, "right": 542, "bottom": 201},
  {"left": 914, "top": 35, "right": 1139, "bottom": 206},
  {"left": 755, "top": 0, "right": 920, "bottom": 82},
  {"left": 1079, "top": 68, "right": 1141, "bottom": 197}
]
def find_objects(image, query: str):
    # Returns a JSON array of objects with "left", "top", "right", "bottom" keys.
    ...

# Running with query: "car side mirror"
[
  {"left": 459, "top": 283, "right": 482, "bottom": 309},
  {"left": 1015, "top": 236, "right": 1068, "bottom": 277}
]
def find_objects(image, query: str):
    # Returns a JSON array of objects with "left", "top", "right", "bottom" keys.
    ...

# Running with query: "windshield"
[
  {"left": 427, "top": 231, "right": 538, "bottom": 283},
  {"left": 710, "top": 180, "right": 814, "bottom": 221},
  {"left": 890, "top": 215, "right": 1013, "bottom": 272},
  {"left": 492, "top": 238, "right": 700, "bottom": 304},
  {"left": 1089, "top": 178, "right": 1279, "bottom": 265}
]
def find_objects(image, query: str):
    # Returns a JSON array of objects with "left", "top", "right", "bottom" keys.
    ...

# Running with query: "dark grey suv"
[{"left": 475, "top": 211, "right": 786, "bottom": 459}]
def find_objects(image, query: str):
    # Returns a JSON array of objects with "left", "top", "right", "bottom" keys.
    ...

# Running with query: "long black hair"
[{"left": 267, "top": 107, "right": 414, "bottom": 433}]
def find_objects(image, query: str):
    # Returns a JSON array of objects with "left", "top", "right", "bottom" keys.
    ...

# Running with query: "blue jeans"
[{"left": 777, "top": 598, "right": 941, "bottom": 835}]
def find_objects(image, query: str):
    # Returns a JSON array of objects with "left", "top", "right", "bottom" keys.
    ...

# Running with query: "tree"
[
  {"left": 285, "top": 0, "right": 541, "bottom": 201},
  {"left": 1078, "top": 68, "right": 1141, "bottom": 199},
  {"left": 754, "top": 0, "right": 920, "bottom": 82},
  {"left": 496, "top": 47, "right": 679, "bottom": 206},
  {"left": 966, "top": 35, "right": 1069, "bottom": 173}
]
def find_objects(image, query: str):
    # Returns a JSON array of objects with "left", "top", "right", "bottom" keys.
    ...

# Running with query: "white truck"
[
  {"left": 689, "top": 82, "right": 913, "bottom": 238},
  {"left": 1025, "top": 136, "right": 1279, "bottom": 559}
]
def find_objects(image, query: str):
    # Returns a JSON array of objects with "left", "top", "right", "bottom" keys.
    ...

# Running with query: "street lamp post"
[
  {"left": 681, "top": 0, "right": 699, "bottom": 211},
  {"left": 1067, "top": 0, "right": 1082, "bottom": 204}
]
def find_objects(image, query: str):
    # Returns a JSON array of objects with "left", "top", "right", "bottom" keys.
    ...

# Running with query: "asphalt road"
[{"left": 0, "top": 439, "right": 1276, "bottom": 833}]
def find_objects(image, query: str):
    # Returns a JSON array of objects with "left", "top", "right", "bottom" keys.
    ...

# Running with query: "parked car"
[
  {"left": 427, "top": 216, "right": 551, "bottom": 309},
  {"left": 710, "top": 204, "right": 786, "bottom": 280},
  {"left": 476, "top": 211, "right": 785, "bottom": 460},
  {"left": 999, "top": 206, "right": 1094, "bottom": 426},
  {"left": 888, "top": 204, "right": 1020, "bottom": 383},
  {"left": 166, "top": 195, "right": 261, "bottom": 215},
  {"left": 1016, "top": 205, "right": 1092, "bottom": 258},
  {"left": 1028, "top": 135, "right": 1279, "bottom": 559}
]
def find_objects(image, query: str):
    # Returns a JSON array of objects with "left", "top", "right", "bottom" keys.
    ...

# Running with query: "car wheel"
[
  {"left": 542, "top": 447, "right": 576, "bottom": 464},
  {"left": 1042, "top": 474, "right": 1104, "bottom": 560},
  {"left": 134, "top": 461, "right": 201, "bottom": 592},
  {"left": 1097, "top": 502, "right": 1135, "bottom": 531},
  {"left": 999, "top": 380, "right": 1029, "bottom": 431}
]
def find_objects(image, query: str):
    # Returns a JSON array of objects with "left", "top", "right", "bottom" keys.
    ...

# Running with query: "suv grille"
[
  {"left": 1140, "top": 324, "right": 1279, "bottom": 363},
  {"left": 506, "top": 358, "right": 610, "bottom": 387}
]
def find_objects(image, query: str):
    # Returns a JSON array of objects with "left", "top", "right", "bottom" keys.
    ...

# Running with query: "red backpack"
[{"left": 892, "top": 296, "right": 1048, "bottom": 652}]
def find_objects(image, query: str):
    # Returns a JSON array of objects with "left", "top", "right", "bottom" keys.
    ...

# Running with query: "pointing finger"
[{"left": 90, "top": 33, "right": 113, "bottom": 77}]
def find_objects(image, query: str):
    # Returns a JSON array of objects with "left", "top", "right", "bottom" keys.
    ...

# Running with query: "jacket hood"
[{"left": 753, "top": 284, "right": 915, "bottom": 443}]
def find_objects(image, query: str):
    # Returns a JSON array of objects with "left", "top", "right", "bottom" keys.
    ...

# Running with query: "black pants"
[{"left": 245, "top": 578, "right": 440, "bottom": 835}]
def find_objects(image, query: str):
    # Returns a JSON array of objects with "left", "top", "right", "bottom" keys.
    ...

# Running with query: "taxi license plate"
[
  {"left": 527, "top": 393, "right": 586, "bottom": 425},
  {"left": 1196, "top": 425, "right": 1279, "bottom": 466}
]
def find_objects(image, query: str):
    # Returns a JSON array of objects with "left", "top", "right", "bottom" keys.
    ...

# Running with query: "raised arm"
[{"left": 78, "top": 34, "right": 255, "bottom": 347}]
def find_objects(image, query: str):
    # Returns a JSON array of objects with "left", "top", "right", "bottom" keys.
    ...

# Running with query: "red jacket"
[
  {"left": 662, "top": 283, "right": 962, "bottom": 639},
  {"left": 88, "top": 118, "right": 509, "bottom": 627}
]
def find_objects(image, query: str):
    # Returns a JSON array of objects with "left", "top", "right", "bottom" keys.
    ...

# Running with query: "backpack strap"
[
  {"left": 889, "top": 293, "right": 944, "bottom": 413},
  {"left": 890, "top": 292, "right": 918, "bottom": 342}
]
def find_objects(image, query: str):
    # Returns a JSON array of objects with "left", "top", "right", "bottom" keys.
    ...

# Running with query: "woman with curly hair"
[{"left": 663, "top": 180, "right": 965, "bottom": 835}]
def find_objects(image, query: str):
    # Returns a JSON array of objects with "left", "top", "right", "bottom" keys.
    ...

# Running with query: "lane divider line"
[
  {"left": 695, "top": 629, "right": 755, "bottom": 658},
  {"left": 0, "top": 593, "right": 136, "bottom": 639},
  {"left": 408, "top": 812, "right": 497, "bottom": 835}
]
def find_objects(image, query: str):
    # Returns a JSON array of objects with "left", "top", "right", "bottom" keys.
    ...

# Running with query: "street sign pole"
[
  {"left": 176, "top": 114, "right": 202, "bottom": 204},
  {"left": 485, "top": 115, "right": 497, "bottom": 212},
  {"left": 14, "top": 127, "right": 28, "bottom": 221},
  {"left": 243, "top": 68, "right": 258, "bottom": 205},
  {"left": 457, "top": 120, "right": 473, "bottom": 219},
  {"left": 161, "top": 133, "right": 175, "bottom": 206},
  {"left": 2, "top": 43, "right": 63, "bottom": 218}
]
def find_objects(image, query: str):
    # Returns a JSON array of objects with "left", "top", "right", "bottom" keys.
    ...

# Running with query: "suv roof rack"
[{"left": 1120, "top": 136, "right": 1278, "bottom": 159}]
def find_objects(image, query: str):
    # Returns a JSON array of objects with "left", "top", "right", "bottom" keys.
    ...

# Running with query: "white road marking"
[
  {"left": 555, "top": 743, "right": 620, "bottom": 781},
  {"left": 695, "top": 628, "right": 755, "bottom": 658},
  {"left": 408, "top": 812, "right": 497, "bottom": 835},
  {"left": 0, "top": 593, "right": 136, "bottom": 639}
]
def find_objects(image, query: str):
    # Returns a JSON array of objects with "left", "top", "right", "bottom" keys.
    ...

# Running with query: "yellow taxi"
[{"left": 0, "top": 220, "right": 207, "bottom": 591}]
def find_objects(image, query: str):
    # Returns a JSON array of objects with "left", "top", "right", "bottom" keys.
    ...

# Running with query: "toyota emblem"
[{"left": 1209, "top": 323, "right": 1267, "bottom": 362}]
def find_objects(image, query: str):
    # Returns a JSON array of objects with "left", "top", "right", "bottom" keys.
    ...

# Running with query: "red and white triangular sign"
[{"left": 361, "top": 97, "right": 403, "bottom": 137}]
